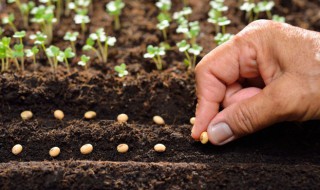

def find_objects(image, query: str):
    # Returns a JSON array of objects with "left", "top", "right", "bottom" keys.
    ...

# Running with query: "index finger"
[{"left": 192, "top": 37, "right": 258, "bottom": 140}]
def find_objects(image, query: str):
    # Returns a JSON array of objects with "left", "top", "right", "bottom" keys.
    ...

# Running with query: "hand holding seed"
[{"left": 192, "top": 20, "right": 320, "bottom": 145}]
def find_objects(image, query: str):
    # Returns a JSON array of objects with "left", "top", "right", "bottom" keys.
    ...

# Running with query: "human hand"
[{"left": 192, "top": 20, "right": 320, "bottom": 145}]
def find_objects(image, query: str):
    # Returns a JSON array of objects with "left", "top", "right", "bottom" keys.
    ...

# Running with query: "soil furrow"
[{"left": 1, "top": 119, "right": 320, "bottom": 164}]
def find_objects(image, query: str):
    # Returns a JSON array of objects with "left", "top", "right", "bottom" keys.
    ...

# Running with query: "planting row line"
[
  {"left": 20, "top": 110, "right": 197, "bottom": 126},
  {"left": 20, "top": 110, "right": 210, "bottom": 142},
  {"left": 10, "top": 142, "right": 168, "bottom": 158},
  {"left": 0, "top": 0, "right": 285, "bottom": 73}
]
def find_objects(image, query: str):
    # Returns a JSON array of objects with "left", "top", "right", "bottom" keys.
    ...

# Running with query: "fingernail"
[{"left": 208, "top": 122, "right": 235, "bottom": 145}]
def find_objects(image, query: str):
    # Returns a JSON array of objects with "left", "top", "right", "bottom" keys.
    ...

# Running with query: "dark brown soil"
[{"left": 1, "top": 0, "right": 320, "bottom": 189}]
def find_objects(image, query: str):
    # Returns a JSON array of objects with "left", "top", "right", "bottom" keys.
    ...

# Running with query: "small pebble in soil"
[
  {"left": 84, "top": 111, "right": 96, "bottom": 119},
  {"left": 54, "top": 110, "right": 64, "bottom": 120},
  {"left": 117, "top": 144, "right": 129, "bottom": 153},
  {"left": 12, "top": 144, "right": 23, "bottom": 155},
  {"left": 21, "top": 111, "right": 33, "bottom": 121},
  {"left": 80, "top": 144, "right": 93, "bottom": 154},
  {"left": 117, "top": 114, "right": 128, "bottom": 123},
  {"left": 154, "top": 143, "right": 166, "bottom": 152},
  {"left": 153, "top": 116, "right": 165, "bottom": 125},
  {"left": 49, "top": 147, "right": 61, "bottom": 157},
  {"left": 190, "top": 117, "right": 196, "bottom": 125},
  {"left": 200, "top": 132, "right": 209, "bottom": 144}
]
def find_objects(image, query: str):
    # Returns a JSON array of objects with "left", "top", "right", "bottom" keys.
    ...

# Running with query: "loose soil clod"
[
  {"left": 12, "top": 144, "right": 23, "bottom": 155},
  {"left": 153, "top": 116, "right": 165, "bottom": 125},
  {"left": 117, "top": 144, "right": 129, "bottom": 153},
  {"left": 80, "top": 144, "right": 93, "bottom": 155},
  {"left": 49, "top": 147, "right": 61, "bottom": 157},
  {"left": 154, "top": 144, "right": 166, "bottom": 152},
  {"left": 117, "top": 114, "right": 129, "bottom": 123},
  {"left": 20, "top": 111, "right": 33, "bottom": 121},
  {"left": 84, "top": 111, "right": 97, "bottom": 120},
  {"left": 54, "top": 110, "right": 64, "bottom": 120}
]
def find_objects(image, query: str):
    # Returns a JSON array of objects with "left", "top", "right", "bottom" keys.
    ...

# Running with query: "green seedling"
[
  {"left": 12, "top": 31, "right": 26, "bottom": 71},
  {"left": 255, "top": 1, "right": 275, "bottom": 19},
  {"left": 177, "top": 40, "right": 202, "bottom": 69},
  {"left": 25, "top": 46, "right": 39, "bottom": 65},
  {"left": 156, "top": 20, "right": 170, "bottom": 41},
  {"left": 13, "top": 44, "right": 25, "bottom": 71},
  {"left": 143, "top": 45, "right": 166, "bottom": 70},
  {"left": 13, "top": 30, "right": 26, "bottom": 44},
  {"left": 78, "top": 54, "right": 90, "bottom": 70},
  {"left": 7, "top": 0, "right": 35, "bottom": 28},
  {"left": 57, "top": 47, "right": 75, "bottom": 72},
  {"left": 83, "top": 37, "right": 102, "bottom": 62},
  {"left": 114, "top": 63, "right": 128, "bottom": 77},
  {"left": 29, "top": 31, "right": 53, "bottom": 67},
  {"left": 173, "top": 7, "right": 192, "bottom": 23},
  {"left": 0, "top": 37, "right": 19, "bottom": 71},
  {"left": 240, "top": 2, "right": 255, "bottom": 22},
  {"left": 74, "top": 9, "right": 90, "bottom": 34},
  {"left": 30, "top": 5, "right": 57, "bottom": 44},
  {"left": 106, "top": 0, "right": 125, "bottom": 30},
  {"left": 2, "top": 13, "right": 17, "bottom": 32},
  {"left": 68, "top": 0, "right": 92, "bottom": 16},
  {"left": 156, "top": 0, "right": 172, "bottom": 22},
  {"left": 214, "top": 32, "right": 233, "bottom": 45},
  {"left": 272, "top": 15, "right": 285, "bottom": 23},
  {"left": 176, "top": 21, "right": 200, "bottom": 45},
  {"left": 63, "top": 31, "right": 79, "bottom": 53},
  {"left": 156, "top": 0, "right": 172, "bottom": 41},
  {"left": 46, "top": 45, "right": 61, "bottom": 71},
  {"left": 208, "top": 0, "right": 230, "bottom": 33},
  {"left": 84, "top": 28, "right": 116, "bottom": 63}
]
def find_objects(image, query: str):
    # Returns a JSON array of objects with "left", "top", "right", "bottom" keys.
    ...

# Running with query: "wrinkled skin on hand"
[{"left": 192, "top": 20, "right": 320, "bottom": 145}]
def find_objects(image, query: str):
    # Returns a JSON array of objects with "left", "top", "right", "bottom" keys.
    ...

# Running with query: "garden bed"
[{"left": 1, "top": 0, "right": 320, "bottom": 189}]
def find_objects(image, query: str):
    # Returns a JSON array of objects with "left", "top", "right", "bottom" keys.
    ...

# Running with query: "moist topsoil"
[{"left": 1, "top": 0, "right": 320, "bottom": 189}]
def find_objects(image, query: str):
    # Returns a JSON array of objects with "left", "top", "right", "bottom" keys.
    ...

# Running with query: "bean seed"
[
  {"left": 12, "top": 144, "right": 23, "bottom": 155},
  {"left": 200, "top": 132, "right": 209, "bottom": 144},
  {"left": 153, "top": 116, "right": 165, "bottom": 125},
  {"left": 190, "top": 117, "right": 195, "bottom": 125},
  {"left": 117, "top": 114, "right": 128, "bottom": 123},
  {"left": 49, "top": 147, "right": 60, "bottom": 157},
  {"left": 80, "top": 144, "right": 93, "bottom": 154},
  {"left": 54, "top": 110, "right": 64, "bottom": 120},
  {"left": 21, "top": 111, "right": 33, "bottom": 121},
  {"left": 117, "top": 144, "right": 129, "bottom": 153},
  {"left": 154, "top": 143, "right": 166, "bottom": 152},
  {"left": 84, "top": 111, "right": 96, "bottom": 119}
]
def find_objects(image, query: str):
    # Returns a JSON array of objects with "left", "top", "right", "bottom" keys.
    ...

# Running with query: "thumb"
[{"left": 207, "top": 84, "right": 287, "bottom": 145}]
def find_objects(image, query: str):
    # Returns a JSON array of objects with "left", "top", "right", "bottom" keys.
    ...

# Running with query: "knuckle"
[{"left": 236, "top": 19, "right": 280, "bottom": 40}]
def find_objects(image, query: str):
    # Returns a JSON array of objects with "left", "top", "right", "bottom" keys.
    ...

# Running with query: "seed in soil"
[
  {"left": 154, "top": 143, "right": 166, "bottom": 152},
  {"left": 84, "top": 111, "right": 96, "bottom": 119},
  {"left": 49, "top": 147, "right": 60, "bottom": 157},
  {"left": 20, "top": 111, "right": 33, "bottom": 121},
  {"left": 200, "top": 132, "right": 209, "bottom": 144},
  {"left": 117, "top": 144, "right": 129, "bottom": 153},
  {"left": 80, "top": 144, "right": 93, "bottom": 154},
  {"left": 153, "top": 116, "right": 165, "bottom": 125},
  {"left": 12, "top": 144, "right": 23, "bottom": 155},
  {"left": 117, "top": 113, "right": 128, "bottom": 123},
  {"left": 54, "top": 110, "right": 64, "bottom": 120},
  {"left": 190, "top": 117, "right": 195, "bottom": 125}
]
